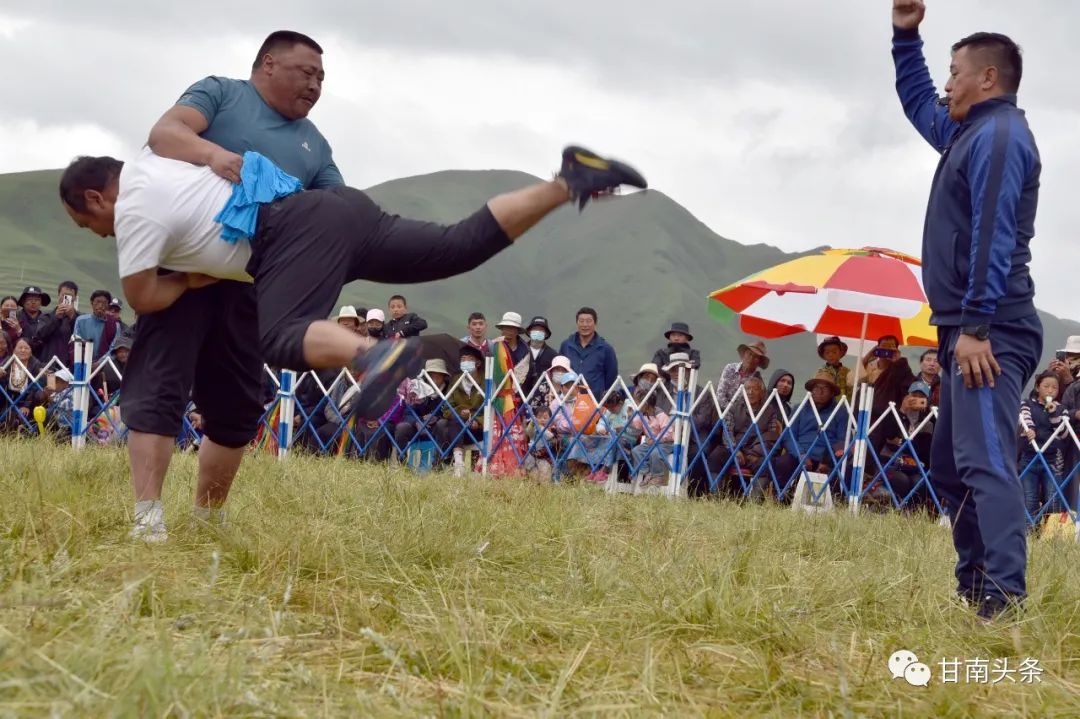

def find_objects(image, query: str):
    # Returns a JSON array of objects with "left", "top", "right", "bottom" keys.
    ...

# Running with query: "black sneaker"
[
  {"left": 559, "top": 146, "right": 647, "bottom": 210},
  {"left": 975, "top": 594, "right": 1021, "bottom": 622},
  {"left": 351, "top": 338, "right": 424, "bottom": 417}
]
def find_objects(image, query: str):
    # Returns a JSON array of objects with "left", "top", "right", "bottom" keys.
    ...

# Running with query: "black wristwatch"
[{"left": 961, "top": 324, "right": 991, "bottom": 341}]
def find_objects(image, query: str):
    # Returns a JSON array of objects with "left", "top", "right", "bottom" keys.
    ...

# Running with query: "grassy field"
[{"left": 2, "top": 439, "right": 1079, "bottom": 717}]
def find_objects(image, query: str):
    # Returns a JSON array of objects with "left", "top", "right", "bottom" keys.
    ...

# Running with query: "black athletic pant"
[
  {"left": 120, "top": 280, "right": 264, "bottom": 448},
  {"left": 247, "top": 186, "right": 512, "bottom": 371}
]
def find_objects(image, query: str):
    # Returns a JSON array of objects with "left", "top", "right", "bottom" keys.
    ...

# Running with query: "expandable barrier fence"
[{"left": 3, "top": 341, "right": 1078, "bottom": 536}]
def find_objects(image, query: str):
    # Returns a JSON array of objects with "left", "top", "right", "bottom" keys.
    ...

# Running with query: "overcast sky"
[{"left": 2, "top": 1, "right": 1077, "bottom": 319}]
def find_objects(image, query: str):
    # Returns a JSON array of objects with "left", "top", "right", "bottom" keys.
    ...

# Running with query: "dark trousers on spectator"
[
  {"left": 771, "top": 453, "right": 846, "bottom": 502},
  {"left": 696, "top": 446, "right": 771, "bottom": 500},
  {"left": 394, "top": 420, "right": 442, "bottom": 457},
  {"left": 434, "top": 418, "right": 481, "bottom": 453},
  {"left": 931, "top": 316, "right": 1042, "bottom": 604}
]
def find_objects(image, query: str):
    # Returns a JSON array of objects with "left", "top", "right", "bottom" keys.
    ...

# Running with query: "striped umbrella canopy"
[{"left": 708, "top": 247, "right": 937, "bottom": 347}]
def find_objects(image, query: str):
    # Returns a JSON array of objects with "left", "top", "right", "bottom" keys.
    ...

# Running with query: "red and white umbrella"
[{"left": 708, "top": 247, "right": 936, "bottom": 347}]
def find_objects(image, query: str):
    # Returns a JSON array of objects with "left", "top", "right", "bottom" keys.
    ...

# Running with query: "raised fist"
[{"left": 892, "top": 0, "right": 926, "bottom": 30}]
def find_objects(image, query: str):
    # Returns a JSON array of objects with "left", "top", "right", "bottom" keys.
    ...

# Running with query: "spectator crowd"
[{"left": 3, "top": 282, "right": 1080, "bottom": 531}]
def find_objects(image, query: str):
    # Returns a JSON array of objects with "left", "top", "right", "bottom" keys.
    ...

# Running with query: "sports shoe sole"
[{"left": 352, "top": 338, "right": 424, "bottom": 417}]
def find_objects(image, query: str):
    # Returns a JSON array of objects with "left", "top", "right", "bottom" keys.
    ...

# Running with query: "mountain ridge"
[{"left": 2, "top": 166, "right": 1076, "bottom": 385}]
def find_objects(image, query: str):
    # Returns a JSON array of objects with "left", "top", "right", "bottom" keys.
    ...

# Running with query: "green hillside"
[{"left": 3, "top": 167, "right": 1077, "bottom": 385}]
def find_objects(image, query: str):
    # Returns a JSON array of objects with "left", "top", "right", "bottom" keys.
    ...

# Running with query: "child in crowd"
[
  {"left": 385, "top": 294, "right": 428, "bottom": 338},
  {"left": 817, "top": 336, "right": 852, "bottom": 400},
  {"left": 629, "top": 387, "right": 675, "bottom": 488},
  {"left": 524, "top": 405, "right": 556, "bottom": 481}
]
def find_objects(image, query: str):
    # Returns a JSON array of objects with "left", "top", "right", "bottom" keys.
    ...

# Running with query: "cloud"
[
  {"left": 0, "top": 117, "right": 128, "bottom": 171},
  {"left": 3, "top": 1, "right": 1079, "bottom": 318}
]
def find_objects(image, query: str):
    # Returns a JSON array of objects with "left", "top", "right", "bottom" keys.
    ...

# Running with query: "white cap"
[
  {"left": 496, "top": 311, "right": 524, "bottom": 330},
  {"left": 366, "top": 308, "right": 385, "bottom": 322},
  {"left": 335, "top": 305, "right": 360, "bottom": 321}
]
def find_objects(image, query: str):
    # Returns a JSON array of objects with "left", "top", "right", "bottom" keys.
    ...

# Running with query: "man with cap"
[
  {"left": 715, "top": 341, "right": 770, "bottom": 412},
  {"left": 773, "top": 369, "right": 850, "bottom": 497},
  {"left": 365, "top": 309, "right": 387, "bottom": 340},
  {"left": 1048, "top": 335, "right": 1079, "bottom": 399},
  {"left": 523, "top": 316, "right": 557, "bottom": 397},
  {"left": 816, "top": 336, "right": 853, "bottom": 401},
  {"left": 393, "top": 358, "right": 452, "bottom": 455},
  {"left": 105, "top": 297, "right": 131, "bottom": 341},
  {"left": 335, "top": 306, "right": 362, "bottom": 333},
  {"left": 652, "top": 322, "right": 701, "bottom": 373},
  {"left": 15, "top": 286, "right": 54, "bottom": 361},
  {"left": 494, "top": 312, "right": 529, "bottom": 365}
]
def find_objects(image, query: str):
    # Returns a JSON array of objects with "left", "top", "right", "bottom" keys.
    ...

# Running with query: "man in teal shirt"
[
  {"left": 120, "top": 30, "right": 339, "bottom": 541},
  {"left": 148, "top": 30, "right": 341, "bottom": 189}
]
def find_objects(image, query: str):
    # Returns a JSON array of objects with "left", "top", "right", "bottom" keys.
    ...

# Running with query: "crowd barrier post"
[
  {"left": 666, "top": 366, "right": 695, "bottom": 498},
  {"left": 481, "top": 356, "right": 494, "bottom": 477},
  {"left": 848, "top": 385, "right": 875, "bottom": 513},
  {"left": 70, "top": 341, "right": 93, "bottom": 451},
  {"left": 276, "top": 369, "right": 297, "bottom": 461}
]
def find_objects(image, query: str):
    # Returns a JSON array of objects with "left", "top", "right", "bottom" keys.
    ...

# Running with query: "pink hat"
[
  {"left": 550, "top": 355, "right": 572, "bottom": 372},
  {"left": 366, "top": 308, "right": 385, "bottom": 323}
]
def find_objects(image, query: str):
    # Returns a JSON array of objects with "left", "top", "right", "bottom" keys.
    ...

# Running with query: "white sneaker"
[
  {"left": 131, "top": 519, "right": 168, "bottom": 543},
  {"left": 131, "top": 504, "right": 168, "bottom": 543}
]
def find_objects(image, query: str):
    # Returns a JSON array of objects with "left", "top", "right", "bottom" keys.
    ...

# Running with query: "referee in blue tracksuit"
[{"left": 891, "top": 1, "right": 1042, "bottom": 620}]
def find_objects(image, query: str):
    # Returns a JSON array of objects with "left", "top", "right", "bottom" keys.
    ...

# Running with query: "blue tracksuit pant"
[{"left": 932, "top": 315, "right": 1042, "bottom": 602}]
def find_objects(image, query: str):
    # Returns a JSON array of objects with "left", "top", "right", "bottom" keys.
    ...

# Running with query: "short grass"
[{"left": 1, "top": 438, "right": 1079, "bottom": 717}]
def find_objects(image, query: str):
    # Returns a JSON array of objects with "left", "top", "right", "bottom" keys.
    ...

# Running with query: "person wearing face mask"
[
  {"left": 632, "top": 363, "right": 660, "bottom": 395},
  {"left": 436, "top": 345, "right": 486, "bottom": 464},
  {"left": 365, "top": 309, "right": 386, "bottom": 341},
  {"left": 652, "top": 322, "right": 701, "bottom": 372},
  {"left": 533, "top": 355, "right": 572, "bottom": 415},
  {"left": 523, "top": 316, "right": 556, "bottom": 396}
]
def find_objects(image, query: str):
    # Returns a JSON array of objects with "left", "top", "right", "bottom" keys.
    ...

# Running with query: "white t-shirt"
[{"left": 113, "top": 147, "right": 253, "bottom": 281}]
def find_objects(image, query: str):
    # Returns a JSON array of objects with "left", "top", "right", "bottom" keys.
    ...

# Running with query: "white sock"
[
  {"left": 192, "top": 505, "right": 225, "bottom": 524},
  {"left": 134, "top": 499, "right": 164, "bottom": 527}
]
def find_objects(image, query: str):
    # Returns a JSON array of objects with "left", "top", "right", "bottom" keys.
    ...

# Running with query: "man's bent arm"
[
  {"left": 121, "top": 269, "right": 195, "bottom": 315},
  {"left": 147, "top": 105, "right": 220, "bottom": 167},
  {"left": 892, "top": 26, "right": 958, "bottom": 152},
  {"left": 961, "top": 118, "right": 1035, "bottom": 325}
]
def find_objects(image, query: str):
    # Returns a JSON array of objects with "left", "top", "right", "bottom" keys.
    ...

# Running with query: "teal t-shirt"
[{"left": 177, "top": 76, "right": 343, "bottom": 189}]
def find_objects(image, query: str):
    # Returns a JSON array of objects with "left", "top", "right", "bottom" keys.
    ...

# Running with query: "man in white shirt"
[{"left": 59, "top": 145, "right": 645, "bottom": 540}]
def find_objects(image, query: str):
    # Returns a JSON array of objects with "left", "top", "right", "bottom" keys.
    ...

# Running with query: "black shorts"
[
  {"left": 119, "top": 280, "right": 264, "bottom": 448},
  {"left": 247, "top": 186, "right": 511, "bottom": 371}
]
